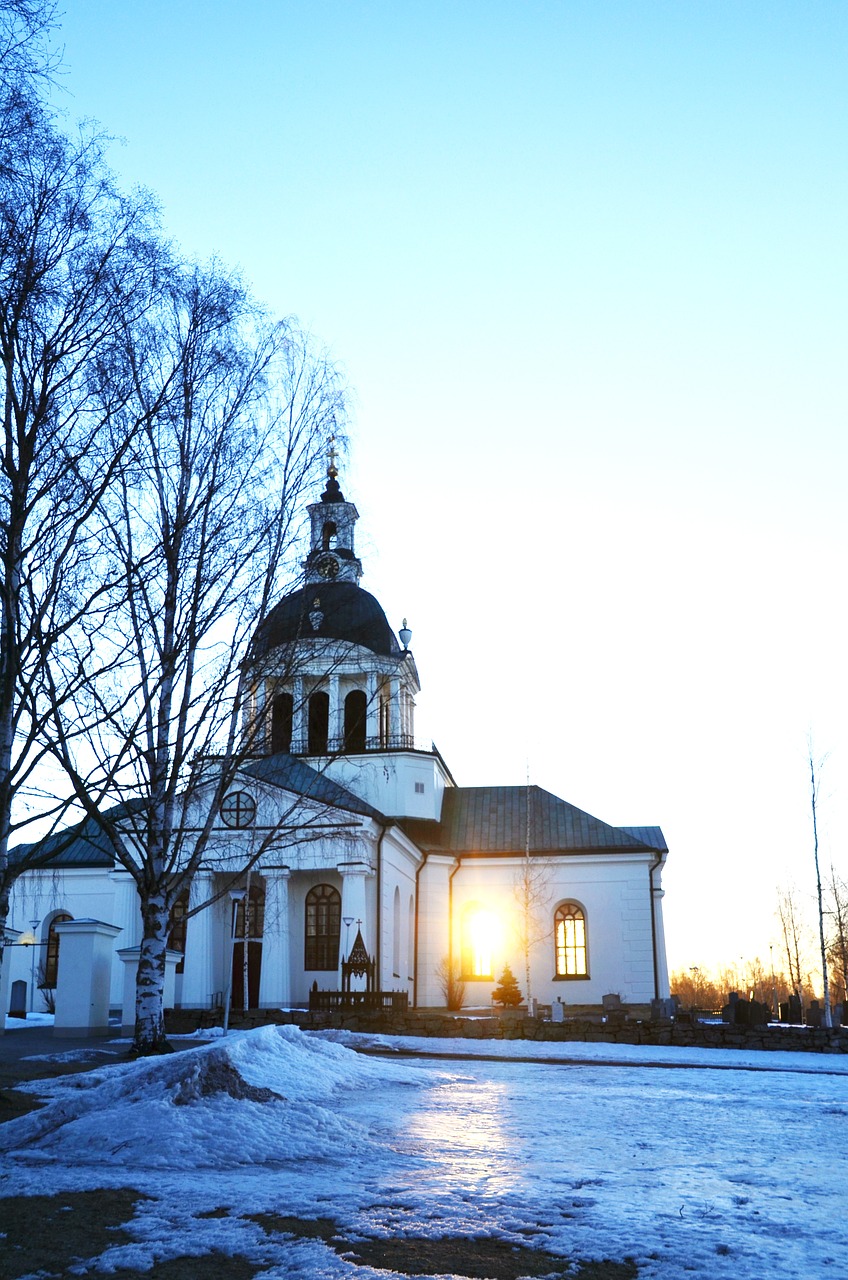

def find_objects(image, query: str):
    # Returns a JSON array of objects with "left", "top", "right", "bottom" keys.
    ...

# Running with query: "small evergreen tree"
[{"left": 492, "top": 963, "right": 522, "bottom": 1008}]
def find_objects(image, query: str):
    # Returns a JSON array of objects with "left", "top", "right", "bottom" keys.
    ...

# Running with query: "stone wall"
[{"left": 165, "top": 1006, "right": 848, "bottom": 1054}]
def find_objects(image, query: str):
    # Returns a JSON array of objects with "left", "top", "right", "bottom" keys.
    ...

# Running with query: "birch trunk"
[{"left": 134, "top": 890, "right": 170, "bottom": 1053}]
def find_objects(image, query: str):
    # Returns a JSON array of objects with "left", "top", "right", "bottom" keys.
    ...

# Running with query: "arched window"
[
  {"left": 392, "top": 886, "right": 401, "bottom": 977},
  {"left": 305, "top": 883, "right": 341, "bottom": 970},
  {"left": 322, "top": 520, "right": 337, "bottom": 551},
  {"left": 554, "top": 902, "right": 588, "bottom": 978},
  {"left": 461, "top": 902, "right": 495, "bottom": 979},
  {"left": 42, "top": 913, "right": 73, "bottom": 988},
  {"left": 168, "top": 890, "right": 190, "bottom": 975},
  {"left": 344, "top": 689, "right": 367, "bottom": 753},
  {"left": 308, "top": 690, "right": 329, "bottom": 754},
  {"left": 271, "top": 692, "right": 293, "bottom": 753},
  {"left": 408, "top": 894, "right": 415, "bottom": 980}
]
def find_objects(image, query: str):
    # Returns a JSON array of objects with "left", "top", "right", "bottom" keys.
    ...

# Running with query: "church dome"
[{"left": 251, "top": 580, "right": 401, "bottom": 660}]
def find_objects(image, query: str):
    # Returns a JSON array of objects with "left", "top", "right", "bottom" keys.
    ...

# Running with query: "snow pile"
[{"left": 0, "top": 1024, "right": 426, "bottom": 1170}]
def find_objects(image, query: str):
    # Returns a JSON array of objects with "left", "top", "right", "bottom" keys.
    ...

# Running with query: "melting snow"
[{"left": 1, "top": 1024, "right": 846, "bottom": 1278}]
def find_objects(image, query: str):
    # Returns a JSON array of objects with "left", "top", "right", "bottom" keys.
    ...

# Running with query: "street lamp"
[
  {"left": 29, "top": 919, "right": 39, "bottom": 1013},
  {"left": 222, "top": 889, "right": 246, "bottom": 1036},
  {"left": 343, "top": 916, "right": 354, "bottom": 959}
]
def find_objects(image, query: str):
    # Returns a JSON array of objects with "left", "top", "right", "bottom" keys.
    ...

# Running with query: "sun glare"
[{"left": 466, "top": 908, "right": 501, "bottom": 978}]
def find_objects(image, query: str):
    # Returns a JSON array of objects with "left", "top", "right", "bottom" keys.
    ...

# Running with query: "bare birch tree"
[
  {"left": 47, "top": 260, "right": 347, "bottom": 1053},
  {"left": 512, "top": 782, "right": 553, "bottom": 1005},
  {"left": 0, "top": 48, "right": 157, "bottom": 1001},
  {"left": 776, "top": 884, "right": 807, "bottom": 1011},
  {"left": 808, "top": 749, "right": 832, "bottom": 1026}
]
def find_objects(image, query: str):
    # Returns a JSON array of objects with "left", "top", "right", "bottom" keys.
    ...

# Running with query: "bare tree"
[
  {"left": 825, "top": 866, "right": 848, "bottom": 1007},
  {"left": 777, "top": 884, "right": 808, "bottom": 1011},
  {"left": 48, "top": 260, "right": 347, "bottom": 1053},
  {"left": 435, "top": 955, "right": 465, "bottom": 1011},
  {"left": 0, "top": 0, "right": 57, "bottom": 148},
  {"left": 0, "top": 57, "right": 157, "bottom": 1001},
  {"left": 808, "top": 749, "right": 832, "bottom": 1026},
  {"left": 512, "top": 783, "right": 553, "bottom": 1005}
]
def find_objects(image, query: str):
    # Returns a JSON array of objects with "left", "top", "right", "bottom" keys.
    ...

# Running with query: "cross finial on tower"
[{"left": 328, "top": 435, "right": 338, "bottom": 479}]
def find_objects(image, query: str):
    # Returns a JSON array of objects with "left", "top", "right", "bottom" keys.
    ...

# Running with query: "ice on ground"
[
  {"left": 0, "top": 1024, "right": 426, "bottom": 1169},
  {"left": 316, "top": 1027, "right": 848, "bottom": 1074},
  {"left": 1, "top": 1026, "right": 846, "bottom": 1279}
]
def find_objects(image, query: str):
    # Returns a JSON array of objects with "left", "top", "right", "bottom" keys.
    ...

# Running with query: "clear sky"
[{"left": 48, "top": 1, "right": 848, "bottom": 980}]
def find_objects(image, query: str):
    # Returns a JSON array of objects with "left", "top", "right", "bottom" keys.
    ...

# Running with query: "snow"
[{"left": 2, "top": 1025, "right": 846, "bottom": 1278}]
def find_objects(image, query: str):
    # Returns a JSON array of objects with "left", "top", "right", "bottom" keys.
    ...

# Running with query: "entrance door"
[
  {"left": 231, "top": 882, "right": 265, "bottom": 1010},
  {"left": 231, "top": 941, "right": 262, "bottom": 1010}
]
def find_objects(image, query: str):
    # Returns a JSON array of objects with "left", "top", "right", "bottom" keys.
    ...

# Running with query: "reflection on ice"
[{"left": 401, "top": 1076, "right": 520, "bottom": 1194}]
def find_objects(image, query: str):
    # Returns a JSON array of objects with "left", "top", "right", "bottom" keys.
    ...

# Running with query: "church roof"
[
  {"left": 250, "top": 580, "right": 400, "bottom": 659},
  {"left": 9, "top": 816, "right": 117, "bottom": 868},
  {"left": 242, "top": 752, "right": 385, "bottom": 821},
  {"left": 398, "top": 786, "right": 664, "bottom": 855}
]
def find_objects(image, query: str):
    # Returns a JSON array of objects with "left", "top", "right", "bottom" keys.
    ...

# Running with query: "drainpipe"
[
  {"left": 448, "top": 856, "right": 462, "bottom": 973},
  {"left": 374, "top": 820, "right": 387, "bottom": 985},
  {"left": 413, "top": 852, "right": 428, "bottom": 1008},
  {"left": 649, "top": 851, "right": 664, "bottom": 1000}
]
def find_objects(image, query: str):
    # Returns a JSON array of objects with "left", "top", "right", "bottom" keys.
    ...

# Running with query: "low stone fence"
[{"left": 164, "top": 1006, "right": 848, "bottom": 1054}]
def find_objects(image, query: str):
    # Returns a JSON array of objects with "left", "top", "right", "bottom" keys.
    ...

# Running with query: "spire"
[
  {"left": 304, "top": 440, "right": 362, "bottom": 586},
  {"left": 321, "top": 434, "right": 345, "bottom": 503}
]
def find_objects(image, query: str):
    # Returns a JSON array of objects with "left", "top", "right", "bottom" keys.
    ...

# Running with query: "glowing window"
[
  {"left": 555, "top": 903, "right": 588, "bottom": 978},
  {"left": 461, "top": 904, "right": 498, "bottom": 979}
]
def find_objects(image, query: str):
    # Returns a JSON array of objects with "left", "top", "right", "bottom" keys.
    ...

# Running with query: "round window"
[{"left": 220, "top": 791, "right": 256, "bottom": 828}]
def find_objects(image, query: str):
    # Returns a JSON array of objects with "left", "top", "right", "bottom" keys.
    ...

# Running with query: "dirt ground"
[{"left": 0, "top": 1191, "right": 638, "bottom": 1280}]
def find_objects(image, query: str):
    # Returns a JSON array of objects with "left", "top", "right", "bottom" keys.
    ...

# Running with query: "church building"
[{"left": 5, "top": 463, "right": 670, "bottom": 1019}]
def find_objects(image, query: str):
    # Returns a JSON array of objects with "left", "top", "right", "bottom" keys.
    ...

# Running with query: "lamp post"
[
  {"left": 343, "top": 916, "right": 354, "bottom": 960},
  {"left": 222, "top": 889, "right": 246, "bottom": 1036},
  {"left": 28, "top": 919, "right": 39, "bottom": 1013}
]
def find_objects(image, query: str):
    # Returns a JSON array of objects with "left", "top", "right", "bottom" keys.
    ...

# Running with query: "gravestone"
[
  {"left": 551, "top": 998, "right": 564, "bottom": 1024},
  {"left": 806, "top": 1000, "right": 823, "bottom": 1028},
  {"left": 602, "top": 992, "right": 626, "bottom": 1024},
  {"left": 9, "top": 979, "right": 26, "bottom": 1018}
]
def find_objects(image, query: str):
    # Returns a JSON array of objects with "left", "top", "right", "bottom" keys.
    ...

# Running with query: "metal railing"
[{"left": 308, "top": 989, "right": 409, "bottom": 1013}]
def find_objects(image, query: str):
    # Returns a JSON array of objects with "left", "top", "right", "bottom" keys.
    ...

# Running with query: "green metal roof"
[{"left": 399, "top": 786, "right": 664, "bottom": 855}]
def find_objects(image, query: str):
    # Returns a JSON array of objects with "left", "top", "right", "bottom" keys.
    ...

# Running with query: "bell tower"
[{"left": 303, "top": 444, "right": 362, "bottom": 587}]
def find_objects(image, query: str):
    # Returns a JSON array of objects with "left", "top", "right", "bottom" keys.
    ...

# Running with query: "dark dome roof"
[{"left": 251, "top": 581, "right": 400, "bottom": 659}]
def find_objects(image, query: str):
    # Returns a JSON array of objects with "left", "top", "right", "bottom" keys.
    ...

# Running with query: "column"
[
  {"left": 365, "top": 671, "right": 378, "bottom": 746},
  {"left": 329, "top": 674, "right": 341, "bottom": 751},
  {"left": 652, "top": 884, "right": 670, "bottom": 999},
  {"left": 257, "top": 869, "right": 291, "bottom": 1008},
  {"left": 108, "top": 871, "right": 139, "bottom": 1006},
  {"left": 0, "top": 928, "right": 22, "bottom": 1036},
  {"left": 179, "top": 872, "right": 216, "bottom": 1009},
  {"left": 338, "top": 860, "right": 375, "bottom": 979},
  {"left": 415, "top": 855, "right": 456, "bottom": 1008},
  {"left": 292, "top": 676, "right": 306, "bottom": 752},
  {"left": 390, "top": 677, "right": 400, "bottom": 744}
]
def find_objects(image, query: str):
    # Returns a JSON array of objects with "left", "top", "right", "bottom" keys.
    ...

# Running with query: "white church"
[{"left": 4, "top": 465, "right": 670, "bottom": 1025}]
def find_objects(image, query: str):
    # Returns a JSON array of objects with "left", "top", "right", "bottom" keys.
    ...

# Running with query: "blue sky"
[{"left": 50, "top": 2, "right": 848, "bottom": 979}]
